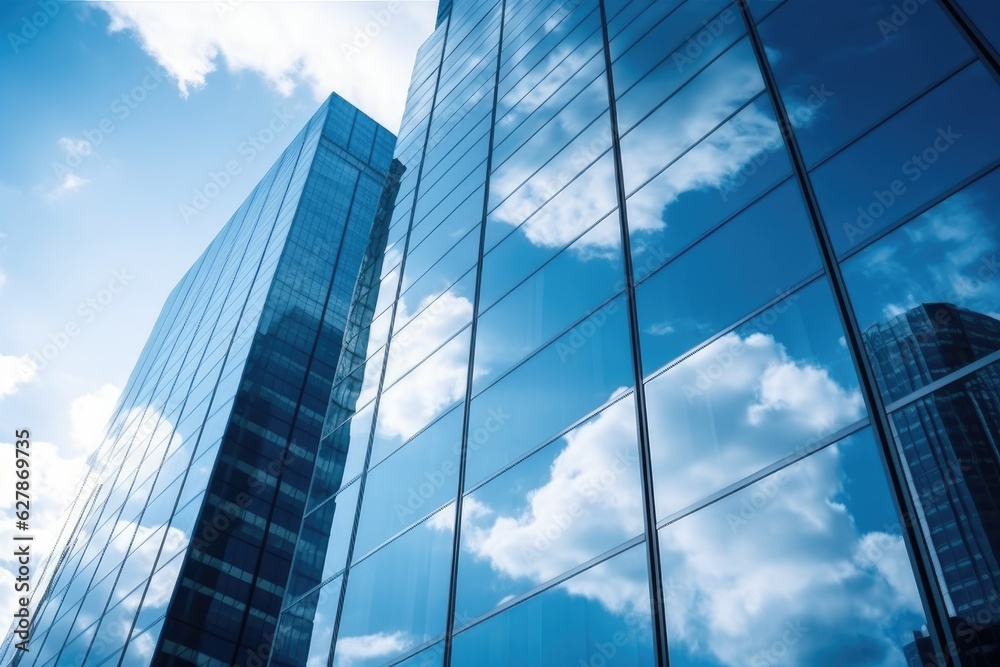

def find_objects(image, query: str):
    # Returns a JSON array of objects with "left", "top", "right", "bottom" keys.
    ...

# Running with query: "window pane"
[
  {"left": 759, "top": 0, "right": 971, "bottom": 166},
  {"left": 889, "top": 361, "right": 1000, "bottom": 665},
  {"left": 319, "top": 481, "right": 360, "bottom": 583},
  {"left": 375, "top": 326, "right": 471, "bottom": 450},
  {"left": 626, "top": 95, "right": 792, "bottom": 278},
  {"left": 660, "top": 430, "right": 929, "bottom": 666},
  {"left": 636, "top": 180, "right": 821, "bottom": 375},
  {"left": 456, "top": 396, "right": 643, "bottom": 622},
  {"left": 646, "top": 279, "right": 865, "bottom": 520},
  {"left": 474, "top": 218, "right": 624, "bottom": 392},
  {"left": 613, "top": 1, "right": 742, "bottom": 133},
  {"left": 466, "top": 294, "right": 635, "bottom": 487},
  {"left": 843, "top": 168, "right": 1000, "bottom": 403},
  {"left": 620, "top": 37, "right": 764, "bottom": 194},
  {"left": 353, "top": 412, "right": 462, "bottom": 561},
  {"left": 480, "top": 210, "right": 620, "bottom": 313},
  {"left": 812, "top": 63, "right": 1000, "bottom": 255},
  {"left": 334, "top": 506, "right": 456, "bottom": 667},
  {"left": 451, "top": 544, "right": 655, "bottom": 666}
]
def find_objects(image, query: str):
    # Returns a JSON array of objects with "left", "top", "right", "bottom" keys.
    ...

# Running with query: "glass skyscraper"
[
  {"left": 0, "top": 94, "right": 398, "bottom": 667},
  {"left": 271, "top": 1, "right": 1000, "bottom": 667}
]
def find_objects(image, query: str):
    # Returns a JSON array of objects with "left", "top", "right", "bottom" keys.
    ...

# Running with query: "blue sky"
[{"left": 0, "top": 0, "right": 435, "bottom": 620}]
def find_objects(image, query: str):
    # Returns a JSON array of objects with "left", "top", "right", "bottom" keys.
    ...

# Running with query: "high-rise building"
[
  {"left": 0, "top": 93, "right": 399, "bottom": 667},
  {"left": 864, "top": 303, "right": 1000, "bottom": 666},
  {"left": 271, "top": 1, "right": 1000, "bottom": 666}
]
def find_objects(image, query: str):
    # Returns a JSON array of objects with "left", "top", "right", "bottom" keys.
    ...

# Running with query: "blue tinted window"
[
  {"left": 636, "top": 180, "right": 821, "bottom": 375},
  {"left": 452, "top": 544, "right": 655, "bottom": 666},
  {"left": 660, "top": 430, "right": 928, "bottom": 666},
  {"left": 456, "top": 395, "right": 643, "bottom": 621},
  {"left": 812, "top": 64, "right": 1000, "bottom": 254},
  {"left": 759, "top": 0, "right": 972, "bottom": 166}
]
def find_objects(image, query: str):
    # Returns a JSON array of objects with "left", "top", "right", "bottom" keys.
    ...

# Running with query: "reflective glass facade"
[
  {"left": 276, "top": 1, "right": 1000, "bottom": 667},
  {"left": 0, "top": 94, "right": 398, "bottom": 667}
]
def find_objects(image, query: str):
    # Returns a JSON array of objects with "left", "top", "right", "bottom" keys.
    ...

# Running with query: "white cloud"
[
  {"left": 69, "top": 383, "right": 122, "bottom": 456},
  {"left": 335, "top": 631, "right": 413, "bottom": 666},
  {"left": 375, "top": 290, "right": 472, "bottom": 441},
  {"left": 0, "top": 439, "right": 90, "bottom": 627},
  {"left": 0, "top": 353, "right": 38, "bottom": 400},
  {"left": 456, "top": 330, "right": 921, "bottom": 664},
  {"left": 463, "top": 397, "right": 643, "bottom": 590},
  {"left": 90, "top": 0, "right": 437, "bottom": 131},
  {"left": 490, "top": 44, "right": 775, "bottom": 257},
  {"left": 0, "top": 267, "right": 6, "bottom": 292},
  {"left": 49, "top": 172, "right": 90, "bottom": 200}
]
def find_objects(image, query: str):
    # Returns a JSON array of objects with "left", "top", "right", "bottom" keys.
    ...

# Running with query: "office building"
[
  {"left": 0, "top": 93, "right": 399, "bottom": 667},
  {"left": 272, "top": 0, "right": 1000, "bottom": 666}
]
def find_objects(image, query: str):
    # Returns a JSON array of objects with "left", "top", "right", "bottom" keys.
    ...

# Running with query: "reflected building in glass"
[
  {"left": 864, "top": 303, "right": 1000, "bottom": 666},
  {"left": 0, "top": 93, "right": 398, "bottom": 667},
  {"left": 273, "top": 0, "right": 1000, "bottom": 666}
]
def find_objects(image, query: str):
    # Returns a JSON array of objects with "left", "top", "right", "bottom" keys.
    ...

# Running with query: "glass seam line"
[
  {"left": 935, "top": 0, "right": 1000, "bottom": 83},
  {"left": 655, "top": 417, "right": 870, "bottom": 530},
  {"left": 837, "top": 158, "right": 1000, "bottom": 265},
  {"left": 442, "top": 0, "right": 506, "bottom": 664},
  {"left": 598, "top": 0, "right": 671, "bottom": 665},
  {"left": 884, "top": 348, "right": 1000, "bottom": 415},
  {"left": 324, "top": 13, "right": 453, "bottom": 667},
  {"left": 735, "top": 0, "right": 959, "bottom": 661}
]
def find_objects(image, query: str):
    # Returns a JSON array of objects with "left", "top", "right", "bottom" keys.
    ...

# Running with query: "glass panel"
[
  {"left": 646, "top": 279, "right": 865, "bottom": 520},
  {"left": 659, "top": 429, "right": 930, "bottom": 666},
  {"left": 613, "top": 1, "right": 742, "bottom": 132},
  {"left": 760, "top": 0, "right": 971, "bottom": 166},
  {"left": 636, "top": 180, "right": 821, "bottom": 375},
  {"left": 451, "top": 544, "right": 655, "bottom": 666},
  {"left": 466, "top": 294, "right": 635, "bottom": 488},
  {"left": 620, "top": 38, "right": 764, "bottom": 194},
  {"left": 843, "top": 168, "right": 1000, "bottom": 404},
  {"left": 474, "top": 218, "right": 625, "bottom": 392},
  {"left": 480, "top": 212, "right": 620, "bottom": 313},
  {"left": 487, "top": 151, "right": 619, "bottom": 258},
  {"left": 320, "top": 481, "right": 361, "bottom": 582},
  {"left": 626, "top": 96, "right": 792, "bottom": 278},
  {"left": 314, "top": 402, "right": 374, "bottom": 508},
  {"left": 889, "top": 361, "right": 1000, "bottom": 665},
  {"left": 812, "top": 63, "right": 1000, "bottom": 255},
  {"left": 353, "top": 414, "right": 462, "bottom": 560},
  {"left": 456, "top": 395, "right": 644, "bottom": 621},
  {"left": 374, "top": 327, "right": 471, "bottom": 450},
  {"left": 334, "top": 506, "right": 456, "bottom": 667},
  {"left": 385, "top": 283, "right": 476, "bottom": 390},
  {"left": 956, "top": 0, "right": 1000, "bottom": 52}
]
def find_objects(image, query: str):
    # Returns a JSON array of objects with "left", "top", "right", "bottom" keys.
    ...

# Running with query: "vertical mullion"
[
  {"left": 442, "top": 0, "right": 506, "bottom": 664},
  {"left": 735, "top": 0, "right": 959, "bottom": 664},
  {"left": 935, "top": 0, "right": 1000, "bottom": 84},
  {"left": 324, "top": 16, "right": 453, "bottom": 667},
  {"left": 596, "top": 1, "right": 671, "bottom": 664}
]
